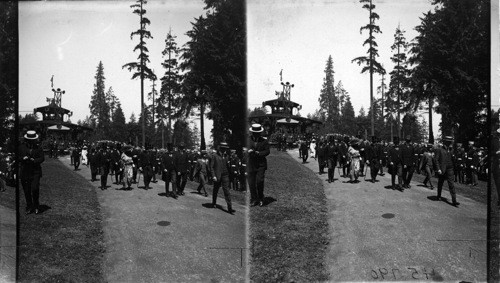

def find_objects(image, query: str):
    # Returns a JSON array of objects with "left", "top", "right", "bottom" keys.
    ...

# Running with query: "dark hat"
[{"left": 24, "top": 130, "right": 39, "bottom": 140}]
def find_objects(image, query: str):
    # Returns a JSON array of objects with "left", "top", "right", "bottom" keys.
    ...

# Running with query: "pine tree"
[
  {"left": 122, "top": 0, "right": 156, "bottom": 147},
  {"left": 89, "top": 61, "right": 110, "bottom": 130},
  {"left": 318, "top": 55, "right": 338, "bottom": 130},
  {"left": 386, "top": 26, "right": 410, "bottom": 139},
  {"left": 340, "top": 95, "right": 355, "bottom": 136},
  {"left": 351, "top": 0, "right": 385, "bottom": 136},
  {"left": 160, "top": 29, "right": 183, "bottom": 147},
  {"left": 105, "top": 86, "right": 117, "bottom": 121}
]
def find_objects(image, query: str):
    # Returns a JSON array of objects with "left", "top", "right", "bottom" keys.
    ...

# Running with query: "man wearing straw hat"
[
  {"left": 248, "top": 123, "right": 270, "bottom": 207},
  {"left": 19, "top": 130, "right": 45, "bottom": 214},
  {"left": 435, "top": 135, "right": 459, "bottom": 206}
]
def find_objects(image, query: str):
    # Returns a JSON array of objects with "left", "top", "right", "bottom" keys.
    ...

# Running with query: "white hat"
[
  {"left": 24, "top": 130, "right": 39, "bottom": 140},
  {"left": 249, "top": 123, "right": 264, "bottom": 133}
]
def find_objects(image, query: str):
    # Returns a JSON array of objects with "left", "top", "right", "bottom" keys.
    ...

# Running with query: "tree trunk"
[
  {"left": 140, "top": 0, "right": 145, "bottom": 148},
  {"left": 200, "top": 101, "right": 206, "bottom": 150},
  {"left": 369, "top": 0, "right": 374, "bottom": 137},
  {"left": 429, "top": 96, "right": 434, "bottom": 144}
]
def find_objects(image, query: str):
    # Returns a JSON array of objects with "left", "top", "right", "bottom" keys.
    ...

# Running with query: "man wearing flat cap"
[
  {"left": 19, "top": 130, "right": 45, "bottom": 214},
  {"left": 435, "top": 136, "right": 459, "bottom": 206},
  {"left": 248, "top": 123, "right": 270, "bottom": 207}
]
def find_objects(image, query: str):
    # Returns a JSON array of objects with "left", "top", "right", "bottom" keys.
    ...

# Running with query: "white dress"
[
  {"left": 81, "top": 149, "right": 88, "bottom": 165},
  {"left": 309, "top": 142, "right": 316, "bottom": 158}
]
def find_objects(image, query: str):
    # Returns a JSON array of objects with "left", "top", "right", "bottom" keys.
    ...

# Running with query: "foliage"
[
  {"left": 0, "top": 2, "right": 17, "bottom": 149},
  {"left": 318, "top": 55, "right": 338, "bottom": 129},
  {"left": 409, "top": 0, "right": 488, "bottom": 143},
  {"left": 88, "top": 61, "right": 110, "bottom": 131},
  {"left": 180, "top": 0, "right": 245, "bottom": 149}
]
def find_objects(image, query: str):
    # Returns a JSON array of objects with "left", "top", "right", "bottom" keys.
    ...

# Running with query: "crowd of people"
[
  {"left": 289, "top": 133, "right": 488, "bottom": 208},
  {"left": 63, "top": 139, "right": 248, "bottom": 215}
]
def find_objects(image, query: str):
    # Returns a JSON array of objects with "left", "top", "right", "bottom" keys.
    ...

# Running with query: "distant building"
[{"left": 249, "top": 81, "right": 322, "bottom": 136}]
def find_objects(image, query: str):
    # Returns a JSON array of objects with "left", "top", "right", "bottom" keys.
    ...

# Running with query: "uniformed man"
[
  {"left": 96, "top": 143, "right": 112, "bottom": 190},
  {"left": 435, "top": 136, "right": 459, "bottom": 206},
  {"left": 248, "top": 123, "right": 270, "bottom": 207}
]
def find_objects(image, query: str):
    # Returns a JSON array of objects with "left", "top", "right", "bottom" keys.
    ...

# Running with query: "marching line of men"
[
  {"left": 295, "top": 133, "right": 489, "bottom": 208},
  {"left": 67, "top": 140, "right": 248, "bottom": 215}
]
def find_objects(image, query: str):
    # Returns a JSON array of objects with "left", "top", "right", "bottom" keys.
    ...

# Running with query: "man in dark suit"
[
  {"left": 248, "top": 123, "right": 270, "bottom": 207},
  {"left": 161, "top": 144, "right": 177, "bottom": 198},
  {"left": 139, "top": 146, "right": 155, "bottom": 190},
  {"left": 316, "top": 140, "right": 327, "bottom": 175},
  {"left": 72, "top": 146, "right": 81, "bottom": 171},
  {"left": 96, "top": 143, "right": 111, "bottom": 190},
  {"left": 388, "top": 137, "right": 403, "bottom": 191},
  {"left": 326, "top": 138, "right": 339, "bottom": 183},
  {"left": 365, "top": 136, "right": 382, "bottom": 183},
  {"left": 435, "top": 136, "right": 459, "bottom": 206},
  {"left": 174, "top": 143, "right": 189, "bottom": 196},
  {"left": 19, "top": 130, "right": 45, "bottom": 214},
  {"left": 401, "top": 135, "right": 416, "bottom": 188},
  {"left": 210, "top": 142, "right": 234, "bottom": 214}
]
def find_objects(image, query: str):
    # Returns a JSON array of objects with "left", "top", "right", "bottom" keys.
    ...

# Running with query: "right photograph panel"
[{"left": 247, "top": 0, "right": 490, "bottom": 281}]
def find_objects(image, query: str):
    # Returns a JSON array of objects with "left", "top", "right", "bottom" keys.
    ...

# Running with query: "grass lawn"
[
  {"left": 18, "top": 157, "right": 105, "bottom": 282},
  {"left": 249, "top": 149, "right": 330, "bottom": 282}
]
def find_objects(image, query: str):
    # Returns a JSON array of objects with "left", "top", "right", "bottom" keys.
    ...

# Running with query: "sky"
[
  {"left": 247, "top": 0, "right": 442, "bottom": 138},
  {"left": 19, "top": 0, "right": 213, "bottom": 144}
]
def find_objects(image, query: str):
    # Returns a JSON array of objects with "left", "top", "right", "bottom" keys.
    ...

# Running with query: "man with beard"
[
  {"left": 248, "top": 124, "right": 270, "bottom": 207},
  {"left": 210, "top": 142, "right": 234, "bottom": 214},
  {"left": 435, "top": 136, "right": 459, "bottom": 206},
  {"left": 19, "top": 131, "right": 45, "bottom": 214}
]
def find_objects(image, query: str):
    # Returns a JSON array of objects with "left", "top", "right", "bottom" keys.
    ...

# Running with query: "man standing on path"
[
  {"left": 419, "top": 144, "right": 435, "bottom": 190},
  {"left": 248, "top": 123, "right": 270, "bottom": 207},
  {"left": 175, "top": 143, "right": 189, "bottom": 196},
  {"left": 210, "top": 142, "right": 234, "bottom": 214},
  {"left": 365, "top": 136, "right": 381, "bottom": 183},
  {"left": 435, "top": 136, "right": 460, "bottom": 206},
  {"left": 326, "top": 138, "right": 339, "bottom": 183},
  {"left": 401, "top": 135, "right": 416, "bottom": 189},
  {"left": 139, "top": 146, "right": 154, "bottom": 190},
  {"left": 161, "top": 144, "right": 178, "bottom": 198},
  {"left": 97, "top": 143, "right": 111, "bottom": 190},
  {"left": 194, "top": 150, "right": 209, "bottom": 197},
  {"left": 72, "top": 146, "right": 81, "bottom": 171},
  {"left": 316, "top": 140, "right": 327, "bottom": 175},
  {"left": 19, "top": 130, "right": 45, "bottom": 214},
  {"left": 388, "top": 137, "right": 403, "bottom": 191}
]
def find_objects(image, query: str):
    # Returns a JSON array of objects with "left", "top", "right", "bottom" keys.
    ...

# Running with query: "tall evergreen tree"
[
  {"left": 110, "top": 101, "right": 127, "bottom": 142},
  {"left": 339, "top": 95, "right": 356, "bottom": 136},
  {"left": 122, "top": 0, "right": 156, "bottom": 147},
  {"left": 89, "top": 61, "right": 110, "bottom": 130},
  {"left": 409, "top": 0, "right": 488, "bottom": 143},
  {"left": 386, "top": 26, "right": 410, "bottom": 139},
  {"left": 180, "top": 0, "right": 245, "bottom": 149},
  {"left": 160, "top": 29, "right": 183, "bottom": 147},
  {"left": 351, "top": 0, "right": 385, "bottom": 136},
  {"left": 318, "top": 55, "right": 338, "bottom": 130},
  {"left": 105, "top": 86, "right": 118, "bottom": 121}
]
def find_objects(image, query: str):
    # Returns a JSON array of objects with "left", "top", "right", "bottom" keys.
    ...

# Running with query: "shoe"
[
  {"left": 212, "top": 203, "right": 218, "bottom": 208},
  {"left": 228, "top": 208, "right": 235, "bottom": 214},
  {"left": 204, "top": 193, "right": 208, "bottom": 197},
  {"left": 259, "top": 201, "right": 263, "bottom": 207},
  {"left": 35, "top": 209, "right": 39, "bottom": 214},
  {"left": 452, "top": 201, "right": 460, "bottom": 207},
  {"left": 430, "top": 187, "right": 434, "bottom": 190}
]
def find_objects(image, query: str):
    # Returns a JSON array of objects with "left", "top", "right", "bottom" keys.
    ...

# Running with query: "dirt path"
[
  {"left": 288, "top": 149, "right": 487, "bottom": 282},
  {"left": 62, "top": 157, "right": 246, "bottom": 282}
]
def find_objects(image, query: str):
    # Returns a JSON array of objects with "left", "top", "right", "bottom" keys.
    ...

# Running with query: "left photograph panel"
[
  {"left": 0, "top": 1, "right": 18, "bottom": 283},
  {"left": 18, "top": 0, "right": 246, "bottom": 282}
]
